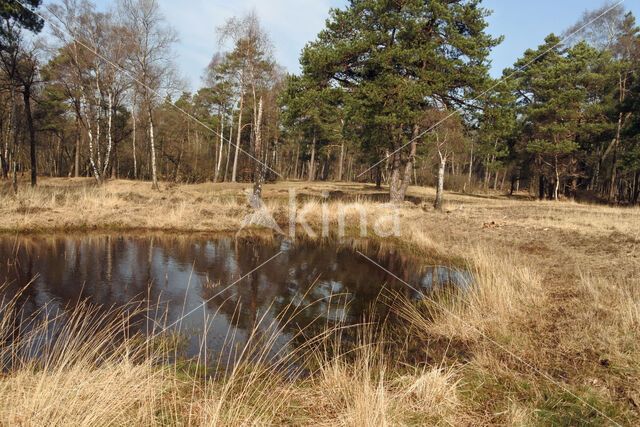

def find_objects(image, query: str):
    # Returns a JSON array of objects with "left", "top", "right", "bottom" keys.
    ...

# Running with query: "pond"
[{"left": 0, "top": 234, "right": 471, "bottom": 365}]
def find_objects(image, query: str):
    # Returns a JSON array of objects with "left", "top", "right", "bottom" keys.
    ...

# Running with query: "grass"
[{"left": 0, "top": 177, "right": 639, "bottom": 425}]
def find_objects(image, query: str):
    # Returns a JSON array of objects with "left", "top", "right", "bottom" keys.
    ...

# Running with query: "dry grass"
[{"left": 0, "top": 177, "right": 639, "bottom": 425}]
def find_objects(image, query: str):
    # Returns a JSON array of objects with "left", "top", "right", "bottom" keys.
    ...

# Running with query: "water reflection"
[{"left": 0, "top": 234, "right": 471, "bottom": 361}]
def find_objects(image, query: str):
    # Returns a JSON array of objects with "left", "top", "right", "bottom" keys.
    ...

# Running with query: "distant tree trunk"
[
  {"left": 83, "top": 96, "right": 101, "bottom": 184},
  {"left": 0, "top": 131, "right": 6, "bottom": 179},
  {"left": 609, "top": 72, "right": 629, "bottom": 199},
  {"left": 271, "top": 135, "right": 279, "bottom": 177},
  {"left": 252, "top": 98, "right": 264, "bottom": 198},
  {"left": 468, "top": 138, "right": 474, "bottom": 189},
  {"left": 111, "top": 145, "right": 117, "bottom": 179},
  {"left": 148, "top": 106, "right": 159, "bottom": 191},
  {"left": 132, "top": 107, "right": 137, "bottom": 179},
  {"left": 322, "top": 148, "right": 331, "bottom": 180},
  {"left": 609, "top": 139, "right": 619, "bottom": 202},
  {"left": 434, "top": 152, "right": 446, "bottom": 211},
  {"left": 389, "top": 145, "right": 404, "bottom": 203},
  {"left": 293, "top": 142, "right": 299, "bottom": 180},
  {"left": 224, "top": 112, "right": 233, "bottom": 182},
  {"left": 554, "top": 156, "right": 560, "bottom": 201},
  {"left": 632, "top": 171, "right": 639, "bottom": 205},
  {"left": 538, "top": 175, "right": 545, "bottom": 200},
  {"left": 348, "top": 155, "right": 354, "bottom": 181},
  {"left": 593, "top": 156, "right": 601, "bottom": 191},
  {"left": 0, "top": 112, "right": 7, "bottom": 179},
  {"left": 399, "top": 133, "right": 417, "bottom": 198},
  {"left": 102, "top": 91, "right": 113, "bottom": 177},
  {"left": 390, "top": 128, "right": 418, "bottom": 204},
  {"left": 23, "top": 88, "right": 36, "bottom": 187},
  {"left": 9, "top": 87, "right": 17, "bottom": 183},
  {"left": 95, "top": 82, "right": 102, "bottom": 173},
  {"left": 338, "top": 142, "right": 344, "bottom": 181},
  {"left": 308, "top": 131, "right": 316, "bottom": 182},
  {"left": 375, "top": 165, "right": 382, "bottom": 189},
  {"left": 232, "top": 82, "right": 245, "bottom": 183},
  {"left": 74, "top": 114, "right": 81, "bottom": 178},
  {"left": 12, "top": 161, "right": 17, "bottom": 194},
  {"left": 214, "top": 109, "right": 224, "bottom": 183},
  {"left": 570, "top": 177, "right": 578, "bottom": 198}
]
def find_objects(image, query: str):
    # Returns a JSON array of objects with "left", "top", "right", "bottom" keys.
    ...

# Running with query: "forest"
[{"left": 1, "top": 0, "right": 640, "bottom": 207}]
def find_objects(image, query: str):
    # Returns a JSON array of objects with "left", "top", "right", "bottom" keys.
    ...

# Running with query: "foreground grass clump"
[
  {"left": 0, "top": 178, "right": 638, "bottom": 424},
  {"left": 0, "top": 280, "right": 463, "bottom": 425}
]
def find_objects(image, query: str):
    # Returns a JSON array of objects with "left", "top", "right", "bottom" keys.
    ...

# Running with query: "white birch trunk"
[
  {"left": 82, "top": 96, "right": 101, "bottom": 184},
  {"left": 232, "top": 91, "right": 244, "bottom": 183},
  {"left": 102, "top": 90, "right": 113, "bottom": 177},
  {"left": 149, "top": 107, "right": 158, "bottom": 190}
]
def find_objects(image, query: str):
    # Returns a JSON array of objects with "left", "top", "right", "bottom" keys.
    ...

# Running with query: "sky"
[{"left": 56, "top": 0, "right": 640, "bottom": 92}]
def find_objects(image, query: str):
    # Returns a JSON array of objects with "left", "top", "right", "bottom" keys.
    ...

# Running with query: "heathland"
[{"left": 0, "top": 178, "right": 638, "bottom": 425}]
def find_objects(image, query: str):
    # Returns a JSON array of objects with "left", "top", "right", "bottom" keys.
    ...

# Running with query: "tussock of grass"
[{"left": 0, "top": 282, "right": 466, "bottom": 425}]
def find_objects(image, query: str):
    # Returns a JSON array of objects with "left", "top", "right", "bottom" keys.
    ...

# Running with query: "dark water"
[{"left": 0, "top": 234, "right": 471, "bottom": 363}]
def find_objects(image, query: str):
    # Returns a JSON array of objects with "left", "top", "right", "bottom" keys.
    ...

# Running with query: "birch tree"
[
  {"left": 217, "top": 12, "right": 274, "bottom": 185},
  {"left": 119, "top": 0, "right": 176, "bottom": 190}
]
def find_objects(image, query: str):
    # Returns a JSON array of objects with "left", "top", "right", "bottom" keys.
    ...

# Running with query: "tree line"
[{"left": 1, "top": 0, "right": 640, "bottom": 207}]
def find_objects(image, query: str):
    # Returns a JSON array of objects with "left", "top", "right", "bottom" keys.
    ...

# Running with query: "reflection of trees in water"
[
  {"left": 0, "top": 236, "right": 163, "bottom": 341},
  {"left": 0, "top": 234, "right": 471, "bottom": 361}
]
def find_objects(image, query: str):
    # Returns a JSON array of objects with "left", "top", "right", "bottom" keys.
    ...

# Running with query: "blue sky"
[{"left": 64, "top": 0, "right": 640, "bottom": 91}]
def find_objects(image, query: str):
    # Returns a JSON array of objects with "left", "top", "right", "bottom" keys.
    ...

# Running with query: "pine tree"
[{"left": 300, "top": 0, "right": 500, "bottom": 202}]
